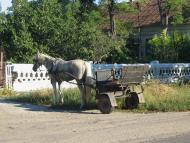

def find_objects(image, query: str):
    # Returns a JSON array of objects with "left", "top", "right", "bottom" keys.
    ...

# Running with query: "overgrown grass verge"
[
  {"left": 1, "top": 81, "right": 190, "bottom": 112},
  {"left": 114, "top": 80, "right": 190, "bottom": 112},
  {"left": 141, "top": 81, "right": 190, "bottom": 112},
  {"left": 0, "top": 88, "right": 52, "bottom": 105},
  {"left": 0, "top": 88, "right": 97, "bottom": 110}
]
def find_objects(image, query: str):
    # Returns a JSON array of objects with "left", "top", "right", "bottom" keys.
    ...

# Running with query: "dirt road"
[{"left": 1, "top": 100, "right": 190, "bottom": 143}]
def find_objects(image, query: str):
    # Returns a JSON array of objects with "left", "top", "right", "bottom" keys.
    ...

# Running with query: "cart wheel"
[
  {"left": 98, "top": 94, "right": 113, "bottom": 114},
  {"left": 125, "top": 92, "right": 139, "bottom": 109}
]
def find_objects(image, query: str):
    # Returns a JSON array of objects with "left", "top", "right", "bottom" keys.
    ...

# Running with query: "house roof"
[
  {"left": 116, "top": 0, "right": 161, "bottom": 28},
  {"left": 103, "top": 0, "right": 190, "bottom": 30}
]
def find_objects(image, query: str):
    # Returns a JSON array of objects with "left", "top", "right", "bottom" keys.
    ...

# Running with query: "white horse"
[{"left": 32, "top": 52, "right": 93, "bottom": 109}]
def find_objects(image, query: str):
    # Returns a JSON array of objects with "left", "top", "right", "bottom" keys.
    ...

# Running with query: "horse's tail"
[{"left": 84, "top": 61, "right": 94, "bottom": 102}]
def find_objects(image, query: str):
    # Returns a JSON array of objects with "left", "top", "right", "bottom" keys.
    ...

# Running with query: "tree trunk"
[
  {"left": 108, "top": 0, "right": 116, "bottom": 38},
  {"left": 162, "top": 13, "right": 169, "bottom": 34},
  {"left": 157, "top": 0, "right": 163, "bottom": 26},
  {"left": 157, "top": 0, "right": 169, "bottom": 33}
]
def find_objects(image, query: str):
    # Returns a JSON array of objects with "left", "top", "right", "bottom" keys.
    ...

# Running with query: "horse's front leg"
[
  {"left": 58, "top": 81, "right": 64, "bottom": 104},
  {"left": 51, "top": 80, "right": 58, "bottom": 105},
  {"left": 77, "top": 82, "right": 86, "bottom": 109}
]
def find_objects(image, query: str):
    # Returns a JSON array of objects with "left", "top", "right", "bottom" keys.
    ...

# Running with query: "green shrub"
[{"left": 148, "top": 30, "right": 190, "bottom": 62}]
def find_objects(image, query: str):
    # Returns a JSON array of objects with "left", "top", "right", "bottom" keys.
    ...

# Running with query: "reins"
[{"left": 56, "top": 71, "right": 95, "bottom": 88}]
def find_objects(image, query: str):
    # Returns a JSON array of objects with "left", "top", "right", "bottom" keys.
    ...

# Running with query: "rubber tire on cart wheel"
[
  {"left": 125, "top": 92, "right": 139, "bottom": 109},
  {"left": 98, "top": 94, "right": 113, "bottom": 114}
]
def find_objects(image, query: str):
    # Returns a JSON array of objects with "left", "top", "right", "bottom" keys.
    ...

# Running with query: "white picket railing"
[
  {"left": 93, "top": 61, "right": 190, "bottom": 83},
  {"left": 6, "top": 63, "right": 77, "bottom": 91},
  {"left": 148, "top": 61, "right": 190, "bottom": 83},
  {"left": 5, "top": 61, "right": 190, "bottom": 91}
]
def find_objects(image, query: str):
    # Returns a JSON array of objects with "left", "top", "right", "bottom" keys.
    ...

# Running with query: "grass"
[
  {"left": 1, "top": 81, "right": 190, "bottom": 112},
  {"left": 0, "top": 88, "right": 52, "bottom": 105},
  {"left": 141, "top": 81, "right": 190, "bottom": 112},
  {"left": 0, "top": 88, "right": 97, "bottom": 110}
]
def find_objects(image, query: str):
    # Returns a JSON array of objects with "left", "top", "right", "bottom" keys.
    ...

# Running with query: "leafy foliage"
[
  {"left": 149, "top": 30, "right": 190, "bottom": 62},
  {"left": 1, "top": 0, "right": 190, "bottom": 64},
  {"left": 0, "top": 0, "right": 129, "bottom": 63},
  {"left": 0, "top": 3, "right": 1, "bottom": 12},
  {"left": 157, "top": 0, "right": 187, "bottom": 28},
  {"left": 99, "top": 0, "right": 144, "bottom": 37},
  {"left": 182, "top": 0, "right": 190, "bottom": 23}
]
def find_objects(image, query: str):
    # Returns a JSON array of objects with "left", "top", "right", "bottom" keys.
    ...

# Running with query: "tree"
[
  {"left": 99, "top": 0, "right": 122, "bottom": 37},
  {"left": 149, "top": 30, "right": 171, "bottom": 62},
  {"left": 5, "top": 0, "right": 37, "bottom": 62},
  {"left": 60, "top": 1, "right": 116, "bottom": 61},
  {"left": 79, "top": 0, "right": 95, "bottom": 13},
  {"left": 1, "top": 0, "right": 121, "bottom": 63},
  {"left": 149, "top": 31, "right": 190, "bottom": 63},
  {"left": 157, "top": 0, "right": 186, "bottom": 32},
  {"left": 182, "top": 0, "right": 190, "bottom": 23},
  {"left": 0, "top": 2, "right": 2, "bottom": 12},
  {"left": 99, "top": 0, "right": 144, "bottom": 38}
]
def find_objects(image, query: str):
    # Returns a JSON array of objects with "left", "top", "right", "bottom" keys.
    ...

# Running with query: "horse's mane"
[{"left": 39, "top": 53, "right": 56, "bottom": 60}]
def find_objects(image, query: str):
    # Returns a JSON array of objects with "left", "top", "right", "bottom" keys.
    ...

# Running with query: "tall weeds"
[
  {"left": 142, "top": 81, "right": 190, "bottom": 112},
  {"left": 1, "top": 82, "right": 190, "bottom": 112}
]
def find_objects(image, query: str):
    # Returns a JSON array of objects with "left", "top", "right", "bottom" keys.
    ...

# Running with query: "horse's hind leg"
[
  {"left": 77, "top": 83, "right": 86, "bottom": 109},
  {"left": 84, "top": 85, "right": 91, "bottom": 103}
]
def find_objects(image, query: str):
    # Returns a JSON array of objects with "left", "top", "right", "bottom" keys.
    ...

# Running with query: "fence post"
[
  {"left": 150, "top": 60, "right": 160, "bottom": 79},
  {"left": 5, "top": 62, "right": 13, "bottom": 89}
]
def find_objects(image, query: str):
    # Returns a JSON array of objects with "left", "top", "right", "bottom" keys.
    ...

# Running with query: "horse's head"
[{"left": 32, "top": 52, "right": 43, "bottom": 72}]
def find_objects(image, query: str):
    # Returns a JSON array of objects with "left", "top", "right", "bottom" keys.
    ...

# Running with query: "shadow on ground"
[{"left": 0, "top": 99, "right": 100, "bottom": 114}]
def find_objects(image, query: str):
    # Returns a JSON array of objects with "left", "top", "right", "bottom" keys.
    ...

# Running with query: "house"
[{"left": 116, "top": 0, "right": 190, "bottom": 58}]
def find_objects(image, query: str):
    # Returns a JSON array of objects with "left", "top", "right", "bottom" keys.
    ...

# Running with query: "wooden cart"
[{"left": 95, "top": 65, "right": 149, "bottom": 114}]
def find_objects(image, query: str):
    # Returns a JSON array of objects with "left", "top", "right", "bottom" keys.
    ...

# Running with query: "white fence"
[
  {"left": 6, "top": 64, "right": 77, "bottom": 91},
  {"left": 93, "top": 61, "right": 190, "bottom": 83},
  {"left": 148, "top": 61, "right": 190, "bottom": 83},
  {"left": 5, "top": 61, "right": 190, "bottom": 91}
]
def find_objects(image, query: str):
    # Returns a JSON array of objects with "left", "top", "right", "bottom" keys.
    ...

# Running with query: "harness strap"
[
  {"left": 47, "top": 59, "right": 95, "bottom": 88},
  {"left": 66, "top": 80, "right": 95, "bottom": 88},
  {"left": 48, "top": 58, "right": 59, "bottom": 74}
]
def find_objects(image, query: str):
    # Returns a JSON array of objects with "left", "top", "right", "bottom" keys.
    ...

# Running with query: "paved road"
[
  {"left": 0, "top": 100, "right": 190, "bottom": 143},
  {"left": 150, "top": 133, "right": 190, "bottom": 143}
]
